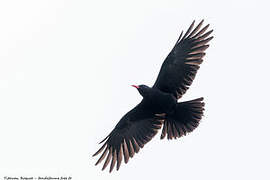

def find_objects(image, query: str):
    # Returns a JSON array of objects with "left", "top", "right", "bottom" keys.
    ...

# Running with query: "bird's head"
[{"left": 131, "top": 84, "right": 151, "bottom": 97}]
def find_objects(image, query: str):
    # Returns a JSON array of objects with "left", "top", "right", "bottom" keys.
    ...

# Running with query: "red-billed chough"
[{"left": 93, "top": 20, "right": 213, "bottom": 172}]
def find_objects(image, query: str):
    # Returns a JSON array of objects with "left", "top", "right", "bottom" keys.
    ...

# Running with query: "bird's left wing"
[
  {"left": 153, "top": 20, "right": 213, "bottom": 99},
  {"left": 93, "top": 102, "right": 164, "bottom": 172}
]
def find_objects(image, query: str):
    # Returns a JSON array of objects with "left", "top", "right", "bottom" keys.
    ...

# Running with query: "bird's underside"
[{"left": 93, "top": 20, "right": 213, "bottom": 172}]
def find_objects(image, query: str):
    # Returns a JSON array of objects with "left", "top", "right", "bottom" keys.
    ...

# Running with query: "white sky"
[{"left": 0, "top": 0, "right": 269, "bottom": 179}]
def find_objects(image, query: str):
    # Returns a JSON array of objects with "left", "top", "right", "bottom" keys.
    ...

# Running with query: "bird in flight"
[{"left": 93, "top": 20, "right": 213, "bottom": 172}]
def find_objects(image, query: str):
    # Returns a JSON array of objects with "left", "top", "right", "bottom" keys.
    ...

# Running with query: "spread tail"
[{"left": 161, "top": 97, "right": 205, "bottom": 140}]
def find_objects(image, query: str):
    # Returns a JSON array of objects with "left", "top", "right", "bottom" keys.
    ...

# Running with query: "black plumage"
[{"left": 93, "top": 20, "right": 213, "bottom": 172}]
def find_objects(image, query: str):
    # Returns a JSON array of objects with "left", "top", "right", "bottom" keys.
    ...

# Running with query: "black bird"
[{"left": 93, "top": 20, "right": 213, "bottom": 172}]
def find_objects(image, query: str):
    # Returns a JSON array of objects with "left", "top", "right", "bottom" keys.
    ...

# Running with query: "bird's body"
[
  {"left": 137, "top": 86, "right": 177, "bottom": 114},
  {"left": 115, "top": 87, "right": 176, "bottom": 129},
  {"left": 93, "top": 20, "right": 213, "bottom": 172}
]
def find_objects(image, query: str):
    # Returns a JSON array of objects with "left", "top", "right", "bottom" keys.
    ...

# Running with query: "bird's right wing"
[
  {"left": 153, "top": 20, "right": 213, "bottom": 99},
  {"left": 93, "top": 102, "right": 164, "bottom": 172}
]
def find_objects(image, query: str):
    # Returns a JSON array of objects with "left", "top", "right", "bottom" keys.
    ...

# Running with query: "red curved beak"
[{"left": 131, "top": 85, "right": 139, "bottom": 89}]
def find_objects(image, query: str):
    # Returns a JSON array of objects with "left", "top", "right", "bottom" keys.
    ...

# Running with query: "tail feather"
[{"left": 161, "top": 97, "right": 205, "bottom": 140}]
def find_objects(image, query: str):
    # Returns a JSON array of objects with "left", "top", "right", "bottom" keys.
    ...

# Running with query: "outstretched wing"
[
  {"left": 153, "top": 20, "right": 213, "bottom": 99},
  {"left": 93, "top": 101, "right": 164, "bottom": 172}
]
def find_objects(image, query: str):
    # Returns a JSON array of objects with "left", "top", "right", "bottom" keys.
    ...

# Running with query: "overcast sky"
[{"left": 0, "top": 0, "right": 269, "bottom": 179}]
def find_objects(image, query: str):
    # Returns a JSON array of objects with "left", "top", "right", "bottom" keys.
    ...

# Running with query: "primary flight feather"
[{"left": 93, "top": 20, "right": 213, "bottom": 172}]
